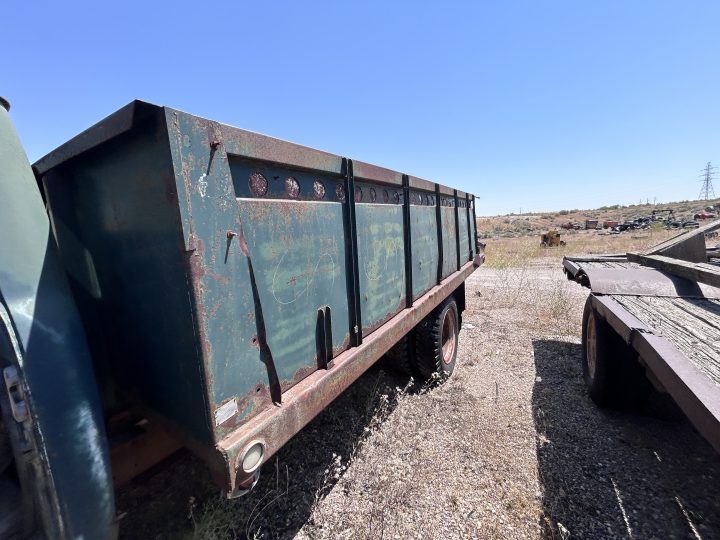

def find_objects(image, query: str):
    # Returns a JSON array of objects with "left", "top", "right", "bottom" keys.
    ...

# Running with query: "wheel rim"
[
  {"left": 441, "top": 309, "right": 457, "bottom": 365},
  {"left": 586, "top": 311, "right": 597, "bottom": 380}
]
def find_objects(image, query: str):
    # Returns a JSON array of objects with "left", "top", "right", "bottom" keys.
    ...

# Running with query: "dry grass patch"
[{"left": 484, "top": 228, "right": 678, "bottom": 269}]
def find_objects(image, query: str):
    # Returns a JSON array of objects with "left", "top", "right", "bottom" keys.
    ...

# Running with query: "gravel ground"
[{"left": 116, "top": 257, "right": 720, "bottom": 539}]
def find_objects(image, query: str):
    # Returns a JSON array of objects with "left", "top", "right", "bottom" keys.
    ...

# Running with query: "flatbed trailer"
[{"left": 563, "top": 221, "right": 720, "bottom": 453}]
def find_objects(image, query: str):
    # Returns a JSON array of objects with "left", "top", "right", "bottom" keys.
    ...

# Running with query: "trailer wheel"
[
  {"left": 415, "top": 298, "right": 459, "bottom": 380},
  {"left": 582, "top": 297, "right": 649, "bottom": 408},
  {"left": 384, "top": 334, "right": 416, "bottom": 377}
]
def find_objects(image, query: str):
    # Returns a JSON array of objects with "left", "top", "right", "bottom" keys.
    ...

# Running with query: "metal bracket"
[
  {"left": 435, "top": 184, "right": 443, "bottom": 284},
  {"left": 402, "top": 175, "right": 413, "bottom": 308},
  {"left": 343, "top": 158, "right": 362, "bottom": 346},
  {"left": 316, "top": 306, "right": 334, "bottom": 369}
]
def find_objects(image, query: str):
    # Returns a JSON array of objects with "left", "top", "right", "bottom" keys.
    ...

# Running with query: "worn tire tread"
[
  {"left": 385, "top": 334, "right": 416, "bottom": 377},
  {"left": 415, "top": 298, "right": 458, "bottom": 380},
  {"left": 582, "top": 296, "right": 649, "bottom": 409}
]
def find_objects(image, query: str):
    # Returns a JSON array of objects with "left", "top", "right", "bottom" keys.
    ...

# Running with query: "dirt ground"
[{"left": 116, "top": 235, "right": 720, "bottom": 539}]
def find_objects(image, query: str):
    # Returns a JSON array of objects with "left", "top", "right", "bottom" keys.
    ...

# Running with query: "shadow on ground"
[
  {"left": 116, "top": 363, "right": 411, "bottom": 540},
  {"left": 532, "top": 339, "right": 720, "bottom": 539}
]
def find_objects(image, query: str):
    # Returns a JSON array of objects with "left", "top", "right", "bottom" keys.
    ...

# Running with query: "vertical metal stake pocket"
[{"left": 316, "top": 306, "right": 334, "bottom": 369}]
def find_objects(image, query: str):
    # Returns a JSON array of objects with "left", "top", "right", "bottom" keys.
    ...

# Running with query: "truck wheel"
[
  {"left": 415, "top": 298, "right": 459, "bottom": 380},
  {"left": 384, "top": 334, "right": 416, "bottom": 377},
  {"left": 582, "top": 297, "right": 649, "bottom": 409}
]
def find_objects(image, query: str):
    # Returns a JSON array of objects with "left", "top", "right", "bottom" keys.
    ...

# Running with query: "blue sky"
[{"left": 4, "top": 1, "right": 719, "bottom": 215}]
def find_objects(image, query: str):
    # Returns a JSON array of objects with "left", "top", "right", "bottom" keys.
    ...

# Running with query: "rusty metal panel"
[
  {"left": 440, "top": 203, "right": 458, "bottom": 278},
  {"left": 219, "top": 123, "right": 343, "bottom": 175},
  {"left": 353, "top": 160, "right": 403, "bottom": 186},
  {"left": 33, "top": 100, "right": 157, "bottom": 176},
  {"left": 408, "top": 175, "right": 435, "bottom": 192},
  {"left": 166, "top": 111, "right": 348, "bottom": 439},
  {"left": 235, "top": 198, "right": 350, "bottom": 382},
  {"left": 42, "top": 110, "right": 213, "bottom": 447},
  {"left": 355, "top": 200, "right": 405, "bottom": 335},
  {"left": 410, "top": 202, "right": 439, "bottom": 300}
]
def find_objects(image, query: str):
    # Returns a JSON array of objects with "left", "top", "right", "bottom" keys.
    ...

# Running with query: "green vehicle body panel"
[
  {"left": 0, "top": 102, "right": 116, "bottom": 539},
  {"left": 356, "top": 203, "right": 406, "bottom": 335},
  {"left": 441, "top": 206, "right": 459, "bottom": 278},
  {"left": 410, "top": 205, "right": 439, "bottom": 300}
]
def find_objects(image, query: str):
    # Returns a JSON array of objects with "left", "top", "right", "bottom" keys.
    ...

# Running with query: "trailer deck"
[
  {"left": 611, "top": 295, "right": 720, "bottom": 385},
  {"left": 563, "top": 221, "right": 720, "bottom": 452}
]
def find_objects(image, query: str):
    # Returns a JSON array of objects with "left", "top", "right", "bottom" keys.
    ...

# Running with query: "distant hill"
[{"left": 476, "top": 198, "right": 720, "bottom": 238}]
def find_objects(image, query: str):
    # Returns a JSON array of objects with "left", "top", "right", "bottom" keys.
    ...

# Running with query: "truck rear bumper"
[{"left": 214, "top": 260, "right": 478, "bottom": 495}]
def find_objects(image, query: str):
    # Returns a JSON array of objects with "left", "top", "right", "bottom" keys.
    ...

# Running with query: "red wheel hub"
[{"left": 441, "top": 309, "right": 457, "bottom": 365}]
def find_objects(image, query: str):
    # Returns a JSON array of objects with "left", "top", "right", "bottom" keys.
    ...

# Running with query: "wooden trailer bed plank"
[{"left": 611, "top": 295, "right": 720, "bottom": 386}]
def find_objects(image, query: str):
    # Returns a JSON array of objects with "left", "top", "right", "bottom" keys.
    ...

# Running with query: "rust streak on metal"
[
  {"left": 352, "top": 160, "right": 403, "bottom": 186},
  {"left": 408, "top": 175, "right": 435, "bottom": 192},
  {"left": 363, "top": 296, "right": 408, "bottom": 336},
  {"left": 280, "top": 364, "right": 317, "bottom": 393}
]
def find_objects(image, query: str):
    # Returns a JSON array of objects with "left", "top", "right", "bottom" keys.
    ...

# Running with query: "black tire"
[
  {"left": 582, "top": 296, "right": 649, "bottom": 409},
  {"left": 415, "top": 298, "right": 459, "bottom": 380},
  {"left": 384, "top": 334, "right": 416, "bottom": 377}
]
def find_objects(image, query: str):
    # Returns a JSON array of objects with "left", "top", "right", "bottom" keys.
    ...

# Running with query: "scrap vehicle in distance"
[
  {"left": 563, "top": 221, "right": 720, "bottom": 454},
  {"left": 668, "top": 220, "right": 701, "bottom": 229},
  {"left": 652, "top": 208, "right": 675, "bottom": 223},
  {"left": 560, "top": 221, "right": 581, "bottom": 230},
  {"left": 0, "top": 98, "right": 484, "bottom": 539},
  {"left": 695, "top": 211, "right": 717, "bottom": 220},
  {"left": 540, "top": 230, "right": 566, "bottom": 247}
]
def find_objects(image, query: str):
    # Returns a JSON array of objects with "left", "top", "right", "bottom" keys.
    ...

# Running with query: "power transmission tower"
[{"left": 698, "top": 162, "right": 716, "bottom": 200}]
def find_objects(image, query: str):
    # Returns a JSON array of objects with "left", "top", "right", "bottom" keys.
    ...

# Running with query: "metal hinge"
[{"left": 3, "top": 366, "right": 28, "bottom": 423}]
